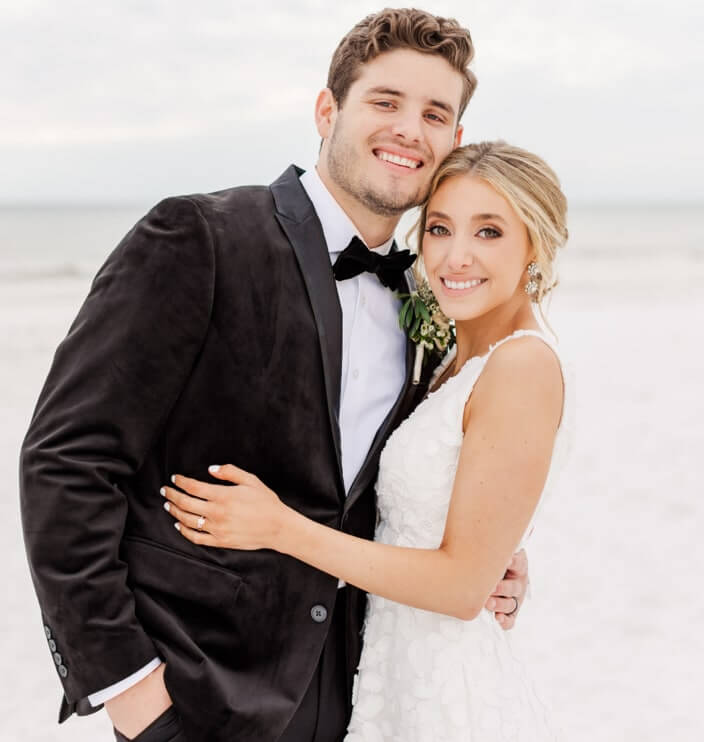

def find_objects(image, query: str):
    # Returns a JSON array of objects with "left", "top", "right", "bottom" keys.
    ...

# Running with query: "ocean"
[{"left": 1, "top": 203, "right": 703, "bottom": 298}]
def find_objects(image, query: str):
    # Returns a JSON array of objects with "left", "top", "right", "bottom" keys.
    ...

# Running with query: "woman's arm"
[{"left": 164, "top": 336, "right": 562, "bottom": 620}]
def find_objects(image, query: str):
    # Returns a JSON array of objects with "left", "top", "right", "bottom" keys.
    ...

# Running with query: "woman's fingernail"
[
  {"left": 171, "top": 474, "right": 176, "bottom": 484},
  {"left": 174, "top": 522, "right": 181, "bottom": 531},
  {"left": 160, "top": 487, "right": 166, "bottom": 496},
  {"left": 208, "top": 465, "right": 220, "bottom": 473},
  {"left": 163, "top": 502, "right": 170, "bottom": 512}
]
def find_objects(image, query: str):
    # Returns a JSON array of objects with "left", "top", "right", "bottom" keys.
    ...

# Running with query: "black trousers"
[
  {"left": 278, "top": 585, "right": 349, "bottom": 742},
  {"left": 114, "top": 588, "right": 349, "bottom": 742}
]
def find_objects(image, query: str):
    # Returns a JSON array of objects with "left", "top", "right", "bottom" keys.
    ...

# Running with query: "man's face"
[{"left": 318, "top": 49, "right": 465, "bottom": 217}]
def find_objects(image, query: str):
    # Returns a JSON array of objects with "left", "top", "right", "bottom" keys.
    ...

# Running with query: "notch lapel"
[{"left": 271, "top": 165, "right": 345, "bottom": 497}]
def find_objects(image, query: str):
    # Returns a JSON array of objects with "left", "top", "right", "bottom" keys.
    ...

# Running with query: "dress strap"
[{"left": 485, "top": 328, "right": 559, "bottom": 358}]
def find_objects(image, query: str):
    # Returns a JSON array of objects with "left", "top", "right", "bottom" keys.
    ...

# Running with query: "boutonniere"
[{"left": 398, "top": 268, "right": 456, "bottom": 385}]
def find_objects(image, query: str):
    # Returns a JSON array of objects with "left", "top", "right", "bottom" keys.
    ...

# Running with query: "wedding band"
[
  {"left": 507, "top": 596, "right": 519, "bottom": 617},
  {"left": 196, "top": 515, "right": 206, "bottom": 531}
]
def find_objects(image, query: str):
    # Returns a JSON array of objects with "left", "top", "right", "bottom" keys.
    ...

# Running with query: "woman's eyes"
[
  {"left": 426, "top": 225, "right": 502, "bottom": 238},
  {"left": 477, "top": 227, "right": 502, "bottom": 239},
  {"left": 426, "top": 224, "right": 450, "bottom": 236}
]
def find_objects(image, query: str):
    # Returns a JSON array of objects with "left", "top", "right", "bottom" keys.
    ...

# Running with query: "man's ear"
[
  {"left": 454, "top": 123, "right": 464, "bottom": 148},
  {"left": 315, "top": 88, "right": 337, "bottom": 140}
]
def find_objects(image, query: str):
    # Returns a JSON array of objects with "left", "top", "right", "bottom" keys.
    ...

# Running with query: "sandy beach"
[{"left": 2, "top": 218, "right": 702, "bottom": 740}]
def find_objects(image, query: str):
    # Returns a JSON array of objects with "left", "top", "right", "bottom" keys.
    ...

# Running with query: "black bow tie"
[{"left": 332, "top": 236, "right": 417, "bottom": 292}]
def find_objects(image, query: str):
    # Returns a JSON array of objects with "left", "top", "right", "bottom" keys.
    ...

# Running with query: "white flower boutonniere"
[{"left": 398, "top": 268, "right": 456, "bottom": 384}]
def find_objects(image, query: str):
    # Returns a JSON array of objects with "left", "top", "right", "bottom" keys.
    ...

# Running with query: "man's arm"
[{"left": 20, "top": 197, "right": 214, "bottom": 717}]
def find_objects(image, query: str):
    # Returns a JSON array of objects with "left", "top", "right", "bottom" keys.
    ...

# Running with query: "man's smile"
[{"left": 373, "top": 147, "right": 424, "bottom": 170}]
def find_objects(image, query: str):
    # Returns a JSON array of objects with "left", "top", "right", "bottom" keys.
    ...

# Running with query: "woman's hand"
[{"left": 161, "top": 464, "right": 288, "bottom": 550}]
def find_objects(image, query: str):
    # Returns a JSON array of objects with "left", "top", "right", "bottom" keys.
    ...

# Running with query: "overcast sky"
[{"left": 1, "top": 0, "right": 702, "bottom": 204}]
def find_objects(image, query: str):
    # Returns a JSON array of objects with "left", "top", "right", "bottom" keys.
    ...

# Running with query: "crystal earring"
[{"left": 524, "top": 261, "right": 542, "bottom": 298}]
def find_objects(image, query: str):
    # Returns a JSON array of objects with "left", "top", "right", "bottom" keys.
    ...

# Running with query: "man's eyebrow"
[
  {"left": 428, "top": 99, "right": 455, "bottom": 116},
  {"left": 364, "top": 87, "right": 456, "bottom": 117},
  {"left": 365, "top": 86, "right": 404, "bottom": 97}
]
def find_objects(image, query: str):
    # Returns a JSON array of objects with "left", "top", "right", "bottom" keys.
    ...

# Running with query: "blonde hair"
[
  {"left": 417, "top": 141, "right": 569, "bottom": 303},
  {"left": 328, "top": 8, "right": 477, "bottom": 122}
]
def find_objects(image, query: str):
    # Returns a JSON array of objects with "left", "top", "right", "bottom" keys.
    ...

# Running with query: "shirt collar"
[{"left": 300, "top": 166, "right": 395, "bottom": 257}]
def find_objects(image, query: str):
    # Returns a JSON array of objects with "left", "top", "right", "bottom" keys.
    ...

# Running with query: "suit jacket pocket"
[
  {"left": 114, "top": 704, "right": 184, "bottom": 742},
  {"left": 122, "top": 537, "right": 245, "bottom": 639}
]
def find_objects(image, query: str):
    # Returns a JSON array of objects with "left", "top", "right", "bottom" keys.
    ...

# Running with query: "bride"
[{"left": 163, "top": 140, "right": 569, "bottom": 740}]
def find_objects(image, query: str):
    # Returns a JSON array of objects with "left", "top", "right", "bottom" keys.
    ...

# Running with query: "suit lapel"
[{"left": 271, "top": 165, "right": 345, "bottom": 496}]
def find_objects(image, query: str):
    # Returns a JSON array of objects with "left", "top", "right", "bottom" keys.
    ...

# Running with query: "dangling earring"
[{"left": 524, "top": 261, "right": 542, "bottom": 299}]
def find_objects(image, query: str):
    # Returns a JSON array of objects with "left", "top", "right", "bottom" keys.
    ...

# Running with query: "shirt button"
[
  {"left": 352, "top": 369, "right": 359, "bottom": 379},
  {"left": 58, "top": 665, "right": 68, "bottom": 678},
  {"left": 44, "top": 625, "right": 52, "bottom": 639},
  {"left": 53, "top": 652, "right": 63, "bottom": 666},
  {"left": 48, "top": 639, "right": 57, "bottom": 652},
  {"left": 310, "top": 604, "right": 328, "bottom": 623}
]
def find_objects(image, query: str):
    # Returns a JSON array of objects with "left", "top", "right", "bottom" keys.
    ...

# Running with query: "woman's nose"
[{"left": 445, "top": 241, "right": 475, "bottom": 273}]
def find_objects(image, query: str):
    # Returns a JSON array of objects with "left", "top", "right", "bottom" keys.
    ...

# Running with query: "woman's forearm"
[{"left": 276, "top": 506, "right": 483, "bottom": 620}]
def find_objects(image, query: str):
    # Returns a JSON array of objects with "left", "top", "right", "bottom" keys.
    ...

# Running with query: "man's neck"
[{"left": 314, "top": 165, "right": 400, "bottom": 249}]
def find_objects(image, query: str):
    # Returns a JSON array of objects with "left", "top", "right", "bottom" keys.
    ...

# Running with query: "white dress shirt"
[
  {"left": 88, "top": 166, "right": 408, "bottom": 706},
  {"left": 300, "top": 166, "right": 407, "bottom": 494}
]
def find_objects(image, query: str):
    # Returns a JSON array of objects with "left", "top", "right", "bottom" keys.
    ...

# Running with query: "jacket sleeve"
[{"left": 19, "top": 196, "right": 215, "bottom": 703}]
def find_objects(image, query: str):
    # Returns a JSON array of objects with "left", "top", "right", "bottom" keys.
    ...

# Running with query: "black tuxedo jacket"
[{"left": 19, "top": 165, "right": 436, "bottom": 742}]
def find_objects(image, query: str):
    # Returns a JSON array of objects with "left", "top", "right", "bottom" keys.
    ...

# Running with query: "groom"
[{"left": 20, "top": 8, "right": 528, "bottom": 742}]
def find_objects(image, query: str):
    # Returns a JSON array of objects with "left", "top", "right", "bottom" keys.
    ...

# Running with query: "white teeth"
[
  {"left": 443, "top": 278, "right": 485, "bottom": 290},
  {"left": 376, "top": 150, "right": 421, "bottom": 169}
]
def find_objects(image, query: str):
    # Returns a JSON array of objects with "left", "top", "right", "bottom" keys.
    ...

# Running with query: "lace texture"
[{"left": 344, "top": 330, "right": 569, "bottom": 741}]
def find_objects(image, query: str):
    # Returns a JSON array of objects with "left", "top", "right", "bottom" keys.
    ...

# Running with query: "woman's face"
[{"left": 421, "top": 174, "right": 534, "bottom": 322}]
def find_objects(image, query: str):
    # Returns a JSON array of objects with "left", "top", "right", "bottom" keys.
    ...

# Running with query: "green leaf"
[
  {"left": 398, "top": 298, "right": 411, "bottom": 330},
  {"left": 405, "top": 300, "right": 415, "bottom": 328},
  {"left": 410, "top": 315, "right": 421, "bottom": 339},
  {"left": 417, "top": 301, "right": 431, "bottom": 323}
]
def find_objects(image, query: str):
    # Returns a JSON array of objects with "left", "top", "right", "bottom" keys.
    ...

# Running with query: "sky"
[{"left": 1, "top": 0, "right": 702, "bottom": 204}]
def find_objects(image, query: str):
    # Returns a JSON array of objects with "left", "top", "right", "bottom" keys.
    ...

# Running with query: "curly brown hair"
[{"left": 327, "top": 8, "right": 477, "bottom": 122}]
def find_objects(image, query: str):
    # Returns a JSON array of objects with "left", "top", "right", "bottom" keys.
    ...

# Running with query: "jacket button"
[
  {"left": 310, "top": 604, "right": 328, "bottom": 623},
  {"left": 48, "top": 639, "right": 57, "bottom": 652},
  {"left": 44, "top": 625, "right": 52, "bottom": 639},
  {"left": 58, "top": 665, "right": 68, "bottom": 678},
  {"left": 53, "top": 652, "right": 63, "bottom": 666}
]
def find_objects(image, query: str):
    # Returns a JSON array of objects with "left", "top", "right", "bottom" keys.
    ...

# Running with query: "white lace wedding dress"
[{"left": 344, "top": 329, "right": 569, "bottom": 741}]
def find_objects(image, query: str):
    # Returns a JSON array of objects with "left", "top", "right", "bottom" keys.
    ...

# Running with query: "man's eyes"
[{"left": 370, "top": 102, "right": 447, "bottom": 123}]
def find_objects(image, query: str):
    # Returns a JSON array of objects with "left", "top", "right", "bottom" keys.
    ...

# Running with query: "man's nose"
[{"left": 390, "top": 111, "right": 423, "bottom": 143}]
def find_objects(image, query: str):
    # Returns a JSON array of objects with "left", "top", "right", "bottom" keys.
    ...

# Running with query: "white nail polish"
[
  {"left": 208, "top": 465, "right": 220, "bottom": 473},
  {"left": 163, "top": 502, "right": 170, "bottom": 512},
  {"left": 159, "top": 487, "right": 166, "bottom": 496},
  {"left": 174, "top": 522, "right": 181, "bottom": 531},
  {"left": 171, "top": 475, "right": 176, "bottom": 484}
]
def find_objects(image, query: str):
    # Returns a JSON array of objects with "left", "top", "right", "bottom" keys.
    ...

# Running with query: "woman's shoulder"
[
  {"left": 486, "top": 330, "right": 562, "bottom": 376},
  {"left": 469, "top": 331, "right": 564, "bottom": 428}
]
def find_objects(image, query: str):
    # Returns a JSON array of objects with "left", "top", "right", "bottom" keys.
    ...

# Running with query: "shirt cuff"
[{"left": 87, "top": 657, "right": 163, "bottom": 707}]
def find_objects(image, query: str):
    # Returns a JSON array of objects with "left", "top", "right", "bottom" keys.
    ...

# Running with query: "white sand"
[{"left": 2, "top": 258, "right": 702, "bottom": 740}]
